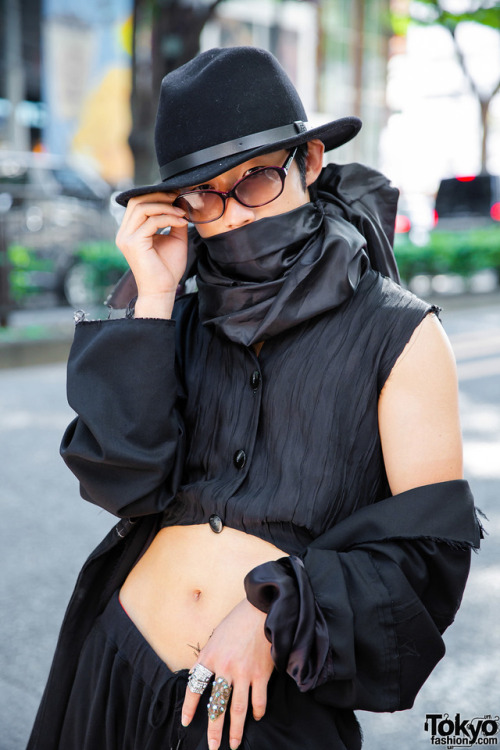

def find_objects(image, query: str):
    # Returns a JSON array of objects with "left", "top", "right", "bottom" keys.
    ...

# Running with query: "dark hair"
[{"left": 295, "top": 142, "right": 309, "bottom": 190}]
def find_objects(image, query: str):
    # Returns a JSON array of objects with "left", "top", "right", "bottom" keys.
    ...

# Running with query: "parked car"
[
  {"left": 0, "top": 150, "right": 125, "bottom": 307},
  {"left": 394, "top": 197, "right": 412, "bottom": 236},
  {"left": 433, "top": 173, "right": 500, "bottom": 230},
  {"left": 393, "top": 192, "right": 434, "bottom": 249}
]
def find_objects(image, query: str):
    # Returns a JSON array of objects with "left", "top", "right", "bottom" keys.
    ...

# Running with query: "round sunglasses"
[{"left": 173, "top": 148, "right": 297, "bottom": 224}]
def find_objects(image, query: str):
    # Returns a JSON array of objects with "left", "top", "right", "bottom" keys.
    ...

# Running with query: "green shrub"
[
  {"left": 74, "top": 241, "right": 129, "bottom": 273},
  {"left": 6, "top": 244, "right": 55, "bottom": 301},
  {"left": 5, "top": 240, "right": 128, "bottom": 305},
  {"left": 394, "top": 228, "right": 500, "bottom": 281},
  {"left": 68, "top": 241, "right": 129, "bottom": 306}
]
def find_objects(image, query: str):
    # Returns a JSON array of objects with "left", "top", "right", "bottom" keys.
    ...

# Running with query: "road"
[
  {"left": 0, "top": 301, "right": 499, "bottom": 750},
  {"left": 361, "top": 301, "right": 500, "bottom": 748}
]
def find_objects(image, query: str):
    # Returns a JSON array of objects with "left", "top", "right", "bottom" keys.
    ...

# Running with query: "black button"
[
  {"left": 209, "top": 514, "right": 224, "bottom": 533},
  {"left": 250, "top": 370, "right": 261, "bottom": 390},
  {"left": 233, "top": 449, "right": 247, "bottom": 469}
]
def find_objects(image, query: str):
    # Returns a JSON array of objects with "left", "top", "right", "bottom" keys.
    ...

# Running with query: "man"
[{"left": 28, "top": 47, "right": 481, "bottom": 750}]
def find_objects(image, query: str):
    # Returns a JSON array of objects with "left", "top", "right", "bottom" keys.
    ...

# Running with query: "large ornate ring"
[
  {"left": 207, "top": 676, "right": 232, "bottom": 721},
  {"left": 187, "top": 663, "right": 214, "bottom": 695}
]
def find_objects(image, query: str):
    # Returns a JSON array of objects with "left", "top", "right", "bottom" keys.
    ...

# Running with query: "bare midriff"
[{"left": 119, "top": 524, "right": 287, "bottom": 671}]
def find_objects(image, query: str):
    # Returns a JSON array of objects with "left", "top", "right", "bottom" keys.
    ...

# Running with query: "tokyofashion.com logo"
[{"left": 424, "top": 713, "right": 499, "bottom": 747}]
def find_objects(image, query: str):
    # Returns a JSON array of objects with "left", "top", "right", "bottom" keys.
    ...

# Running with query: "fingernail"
[
  {"left": 208, "top": 740, "right": 219, "bottom": 750},
  {"left": 181, "top": 714, "right": 190, "bottom": 727},
  {"left": 230, "top": 741, "right": 240, "bottom": 749}
]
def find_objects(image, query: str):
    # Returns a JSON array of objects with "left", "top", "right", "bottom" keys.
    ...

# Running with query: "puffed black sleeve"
[
  {"left": 245, "top": 480, "right": 482, "bottom": 712},
  {"left": 60, "top": 317, "right": 186, "bottom": 518}
]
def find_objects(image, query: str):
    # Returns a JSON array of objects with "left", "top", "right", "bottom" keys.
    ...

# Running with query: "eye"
[{"left": 244, "top": 166, "right": 264, "bottom": 177}]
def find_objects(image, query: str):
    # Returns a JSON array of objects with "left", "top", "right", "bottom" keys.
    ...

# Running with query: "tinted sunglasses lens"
[
  {"left": 235, "top": 168, "right": 284, "bottom": 207},
  {"left": 174, "top": 192, "right": 224, "bottom": 223}
]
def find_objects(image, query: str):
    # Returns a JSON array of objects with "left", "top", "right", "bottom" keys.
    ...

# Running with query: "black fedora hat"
[{"left": 116, "top": 46, "right": 362, "bottom": 206}]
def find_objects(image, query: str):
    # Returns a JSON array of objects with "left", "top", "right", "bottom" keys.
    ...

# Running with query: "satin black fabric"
[
  {"left": 315, "top": 161, "right": 400, "bottom": 282},
  {"left": 192, "top": 161, "right": 400, "bottom": 346},
  {"left": 244, "top": 480, "right": 481, "bottom": 705},
  {"left": 195, "top": 201, "right": 369, "bottom": 346},
  {"left": 106, "top": 161, "right": 401, "bottom": 314},
  {"left": 244, "top": 555, "right": 331, "bottom": 693}
]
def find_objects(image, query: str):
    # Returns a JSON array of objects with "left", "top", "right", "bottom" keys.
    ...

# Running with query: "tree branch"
[
  {"left": 491, "top": 77, "right": 500, "bottom": 100},
  {"left": 448, "top": 25, "right": 481, "bottom": 100}
]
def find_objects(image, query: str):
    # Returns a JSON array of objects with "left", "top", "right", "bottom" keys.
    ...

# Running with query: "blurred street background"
[{"left": 0, "top": 0, "right": 499, "bottom": 748}]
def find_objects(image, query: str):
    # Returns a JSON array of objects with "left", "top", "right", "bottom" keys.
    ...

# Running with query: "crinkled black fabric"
[
  {"left": 60, "top": 272, "right": 439, "bottom": 551},
  {"left": 55, "top": 305, "right": 482, "bottom": 716},
  {"left": 62, "top": 271, "right": 442, "bottom": 552}
]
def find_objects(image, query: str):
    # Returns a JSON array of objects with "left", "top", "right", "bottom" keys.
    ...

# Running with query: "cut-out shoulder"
[
  {"left": 382, "top": 312, "right": 445, "bottom": 381},
  {"left": 378, "top": 312, "right": 463, "bottom": 496}
]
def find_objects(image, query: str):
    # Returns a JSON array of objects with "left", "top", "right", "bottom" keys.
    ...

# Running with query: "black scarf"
[
  {"left": 194, "top": 162, "right": 400, "bottom": 346},
  {"left": 107, "top": 163, "right": 401, "bottom": 338}
]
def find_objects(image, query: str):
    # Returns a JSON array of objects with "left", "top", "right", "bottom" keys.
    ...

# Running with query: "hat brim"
[{"left": 115, "top": 116, "right": 361, "bottom": 206}]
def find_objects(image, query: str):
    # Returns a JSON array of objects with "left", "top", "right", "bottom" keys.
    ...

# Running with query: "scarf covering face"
[
  {"left": 194, "top": 162, "right": 400, "bottom": 346},
  {"left": 106, "top": 162, "right": 400, "bottom": 322}
]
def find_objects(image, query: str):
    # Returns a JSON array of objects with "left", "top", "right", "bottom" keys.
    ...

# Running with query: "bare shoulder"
[
  {"left": 386, "top": 311, "right": 456, "bottom": 380},
  {"left": 378, "top": 312, "right": 463, "bottom": 496}
]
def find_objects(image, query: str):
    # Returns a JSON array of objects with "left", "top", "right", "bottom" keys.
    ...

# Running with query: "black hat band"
[{"left": 159, "top": 120, "right": 309, "bottom": 181}]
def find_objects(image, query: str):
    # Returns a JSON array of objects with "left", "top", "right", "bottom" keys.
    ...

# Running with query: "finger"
[
  {"left": 118, "top": 214, "right": 188, "bottom": 252},
  {"left": 131, "top": 202, "right": 186, "bottom": 219},
  {"left": 182, "top": 663, "right": 217, "bottom": 728},
  {"left": 123, "top": 192, "right": 177, "bottom": 215},
  {"left": 168, "top": 222, "right": 189, "bottom": 243},
  {"left": 250, "top": 678, "right": 268, "bottom": 721},
  {"left": 181, "top": 683, "right": 202, "bottom": 728},
  {"left": 121, "top": 205, "right": 187, "bottom": 238},
  {"left": 205, "top": 676, "right": 237, "bottom": 750},
  {"left": 206, "top": 710, "right": 225, "bottom": 750},
  {"left": 120, "top": 197, "right": 186, "bottom": 232},
  {"left": 226, "top": 683, "right": 249, "bottom": 750},
  {"left": 135, "top": 213, "right": 188, "bottom": 235},
  {"left": 126, "top": 191, "right": 180, "bottom": 207}
]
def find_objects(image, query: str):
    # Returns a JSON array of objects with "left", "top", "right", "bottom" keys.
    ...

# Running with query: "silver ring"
[
  {"left": 188, "top": 663, "right": 214, "bottom": 694},
  {"left": 207, "top": 676, "right": 232, "bottom": 721}
]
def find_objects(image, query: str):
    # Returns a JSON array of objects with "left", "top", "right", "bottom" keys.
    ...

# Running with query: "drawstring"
[
  {"left": 148, "top": 673, "right": 177, "bottom": 728},
  {"left": 145, "top": 674, "right": 185, "bottom": 750},
  {"left": 146, "top": 671, "right": 190, "bottom": 750}
]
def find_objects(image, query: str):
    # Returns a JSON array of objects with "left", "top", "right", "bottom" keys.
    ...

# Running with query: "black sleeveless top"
[{"left": 160, "top": 268, "right": 435, "bottom": 554}]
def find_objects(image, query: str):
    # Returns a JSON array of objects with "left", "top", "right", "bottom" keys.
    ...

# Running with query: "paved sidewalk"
[{"left": 0, "top": 306, "right": 100, "bottom": 369}]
